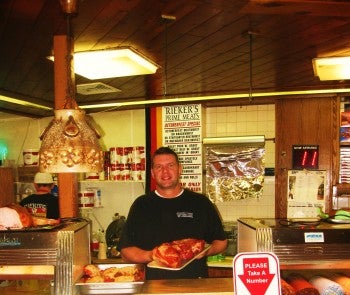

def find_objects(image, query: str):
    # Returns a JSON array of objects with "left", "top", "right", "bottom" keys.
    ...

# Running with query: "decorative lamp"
[
  {"left": 39, "top": 108, "right": 103, "bottom": 173},
  {"left": 39, "top": 0, "right": 103, "bottom": 173}
]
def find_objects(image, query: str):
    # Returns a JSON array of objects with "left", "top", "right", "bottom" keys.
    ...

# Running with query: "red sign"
[{"left": 233, "top": 252, "right": 281, "bottom": 295}]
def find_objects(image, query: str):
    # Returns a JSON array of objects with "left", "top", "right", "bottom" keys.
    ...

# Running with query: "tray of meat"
[
  {"left": 76, "top": 264, "right": 145, "bottom": 294},
  {"left": 148, "top": 238, "right": 211, "bottom": 270},
  {"left": 0, "top": 203, "right": 61, "bottom": 231}
]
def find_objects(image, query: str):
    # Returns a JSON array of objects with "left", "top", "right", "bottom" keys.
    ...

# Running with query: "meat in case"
[{"left": 238, "top": 218, "right": 350, "bottom": 269}]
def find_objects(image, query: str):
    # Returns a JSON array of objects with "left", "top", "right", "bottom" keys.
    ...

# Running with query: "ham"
[
  {"left": 7, "top": 203, "right": 33, "bottom": 227},
  {"left": 0, "top": 207, "right": 24, "bottom": 229},
  {"left": 0, "top": 204, "right": 60, "bottom": 229},
  {"left": 152, "top": 238, "right": 206, "bottom": 268},
  {"left": 152, "top": 243, "right": 183, "bottom": 268}
]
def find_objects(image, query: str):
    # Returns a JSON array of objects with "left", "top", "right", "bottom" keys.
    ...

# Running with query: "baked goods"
[
  {"left": 82, "top": 264, "right": 144, "bottom": 283},
  {"left": 31, "top": 216, "right": 60, "bottom": 226},
  {"left": 152, "top": 238, "right": 205, "bottom": 268}
]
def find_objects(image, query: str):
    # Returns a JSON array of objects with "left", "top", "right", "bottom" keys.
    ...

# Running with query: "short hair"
[{"left": 151, "top": 146, "right": 179, "bottom": 167}]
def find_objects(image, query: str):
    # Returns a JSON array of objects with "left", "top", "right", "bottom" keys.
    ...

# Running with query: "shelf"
[{"left": 79, "top": 180, "right": 144, "bottom": 183}]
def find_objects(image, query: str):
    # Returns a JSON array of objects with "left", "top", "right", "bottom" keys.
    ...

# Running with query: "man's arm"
[
  {"left": 198, "top": 239, "right": 227, "bottom": 258},
  {"left": 121, "top": 246, "right": 153, "bottom": 263}
]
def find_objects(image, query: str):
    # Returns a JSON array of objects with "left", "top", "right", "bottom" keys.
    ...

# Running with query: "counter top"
[
  {"left": 0, "top": 278, "right": 235, "bottom": 295},
  {"left": 207, "top": 257, "right": 233, "bottom": 268}
]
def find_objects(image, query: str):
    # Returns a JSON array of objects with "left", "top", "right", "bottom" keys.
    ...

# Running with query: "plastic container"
[{"left": 23, "top": 149, "right": 39, "bottom": 166}]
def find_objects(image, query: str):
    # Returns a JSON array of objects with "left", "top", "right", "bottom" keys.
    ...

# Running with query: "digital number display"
[{"left": 292, "top": 145, "right": 319, "bottom": 169}]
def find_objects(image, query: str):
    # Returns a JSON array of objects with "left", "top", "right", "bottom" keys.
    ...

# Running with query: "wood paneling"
[
  {"left": 275, "top": 96, "right": 339, "bottom": 217},
  {"left": 1, "top": 1, "right": 350, "bottom": 117},
  {"left": 0, "top": 167, "right": 15, "bottom": 206}
]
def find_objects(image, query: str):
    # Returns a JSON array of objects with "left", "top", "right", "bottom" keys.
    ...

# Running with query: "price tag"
[{"left": 233, "top": 252, "right": 281, "bottom": 295}]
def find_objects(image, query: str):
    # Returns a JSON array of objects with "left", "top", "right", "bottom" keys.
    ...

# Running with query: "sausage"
[
  {"left": 285, "top": 273, "right": 320, "bottom": 295},
  {"left": 281, "top": 278, "right": 296, "bottom": 295}
]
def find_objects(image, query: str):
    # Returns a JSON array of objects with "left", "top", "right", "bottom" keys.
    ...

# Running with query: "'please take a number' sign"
[{"left": 233, "top": 252, "right": 281, "bottom": 295}]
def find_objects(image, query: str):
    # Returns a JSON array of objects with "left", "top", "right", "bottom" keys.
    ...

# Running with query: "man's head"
[
  {"left": 151, "top": 146, "right": 182, "bottom": 194},
  {"left": 34, "top": 172, "right": 54, "bottom": 192},
  {"left": 151, "top": 146, "right": 180, "bottom": 168}
]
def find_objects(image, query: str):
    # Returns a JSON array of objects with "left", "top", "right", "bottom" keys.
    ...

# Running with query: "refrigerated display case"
[{"left": 0, "top": 219, "right": 90, "bottom": 295}]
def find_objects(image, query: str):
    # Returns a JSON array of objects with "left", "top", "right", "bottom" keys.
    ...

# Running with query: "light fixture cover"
[
  {"left": 39, "top": 109, "right": 103, "bottom": 173},
  {"left": 313, "top": 56, "right": 350, "bottom": 81},
  {"left": 73, "top": 47, "right": 158, "bottom": 79}
]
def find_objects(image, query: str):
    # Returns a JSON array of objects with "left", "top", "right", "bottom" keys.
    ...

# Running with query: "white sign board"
[{"left": 233, "top": 252, "right": 281, "bottom": 295}]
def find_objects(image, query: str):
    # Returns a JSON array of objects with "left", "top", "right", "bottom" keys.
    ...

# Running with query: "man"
[
  {"left": 118, "top": 146, "right": 227, "bottom": 279},
  {"left": 20, "top": 172, "right": 59, "bottom": 220}
]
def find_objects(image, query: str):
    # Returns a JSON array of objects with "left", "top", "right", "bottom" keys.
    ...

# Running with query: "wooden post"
[{"left": 53, "top": 35, "right": 78, "bottom": 218}]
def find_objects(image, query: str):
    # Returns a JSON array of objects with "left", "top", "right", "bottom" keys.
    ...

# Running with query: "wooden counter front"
[{"left": 141, "top": 278, "right": 233, "bottom": 295}]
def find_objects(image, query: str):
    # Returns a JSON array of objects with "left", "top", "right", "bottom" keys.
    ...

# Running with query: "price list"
[{"left": 162, "top": 104, "right": 203, "bottom": 192}]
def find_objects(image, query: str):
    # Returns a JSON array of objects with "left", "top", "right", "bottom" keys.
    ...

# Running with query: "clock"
[{"left": 292, "top": 145, "right": 319, "bottom": 170}]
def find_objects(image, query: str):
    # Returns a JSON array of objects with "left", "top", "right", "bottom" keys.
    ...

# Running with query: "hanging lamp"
[{"left": 39, "top": 0, "right": 103, "bottom": 173}]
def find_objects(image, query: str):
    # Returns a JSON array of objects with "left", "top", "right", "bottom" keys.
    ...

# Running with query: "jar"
[{"left": 23, "top": 149, "right": 39, "bottom": 166}]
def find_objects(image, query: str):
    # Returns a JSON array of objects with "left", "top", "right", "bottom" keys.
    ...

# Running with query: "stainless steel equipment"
[
  {"left": 222, "top": 221, "right": 237, "bottom": 256},
  {"left": 0, "top": 219, "right": 90, "bottom": 295},
  {"left": 238, "top": 218, "right": 350, "bottom": 268}
]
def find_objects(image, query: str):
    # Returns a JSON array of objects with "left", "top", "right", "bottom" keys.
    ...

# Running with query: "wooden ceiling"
[{"left": 1, "top": 0, "right": 350, "bottom": 118}]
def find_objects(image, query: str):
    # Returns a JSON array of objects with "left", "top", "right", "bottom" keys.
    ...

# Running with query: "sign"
[
  {"left": 233, "top": 252, "right": 281, "bottom": 295},
  {"left": 292, "top": 145, "right": 319, "bottom": 169},
  {"left": 287, "top": 169, "right": 326, "bottom": 218},
  {"left": 162, "top": 104, "right": 202, "bottom": 192}
]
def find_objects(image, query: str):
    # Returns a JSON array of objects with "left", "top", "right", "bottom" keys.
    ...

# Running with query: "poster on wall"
[
  {"left": 287, "top": 170, "right": 327, "bottom": 219},
  {"left": 162, "top": 104, "right": 202, "bottom": 192}
]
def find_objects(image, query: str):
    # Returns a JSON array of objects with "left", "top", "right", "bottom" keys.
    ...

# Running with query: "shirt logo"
[{"left": 177, "top": 212, "right": 193, "bottom": 218}]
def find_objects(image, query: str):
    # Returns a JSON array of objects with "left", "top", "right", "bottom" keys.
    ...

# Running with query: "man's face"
[{"left": 151, "top": 154, "right": 182, "bottom": 190}]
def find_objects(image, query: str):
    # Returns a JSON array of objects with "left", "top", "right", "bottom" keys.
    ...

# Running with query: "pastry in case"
[{"left": 76, "top": 264, "right": 145, "bottom": 294}]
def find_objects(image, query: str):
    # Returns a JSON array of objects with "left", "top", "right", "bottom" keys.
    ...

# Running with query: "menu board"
[
  {"left": 162, "top": 104, "right": 202, "bottom": 192},
  {"left": 287, "top": 170, "right": 327, "bottom": 219}
]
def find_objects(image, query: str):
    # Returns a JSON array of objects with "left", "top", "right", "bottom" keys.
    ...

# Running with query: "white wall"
[
  {"left": 203, "top": 105, "right": 276, "bottom": 222},
  {"left": 0, "top": 116, "right": 51, "bottom": 164}
]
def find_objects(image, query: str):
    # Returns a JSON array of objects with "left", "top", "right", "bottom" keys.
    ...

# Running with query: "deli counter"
[
  {"left": 237, "top": 217, "right": 350, "bottom": 270},
  {"left": 0, "top": 218, "right": 90, "bottom": 295}
]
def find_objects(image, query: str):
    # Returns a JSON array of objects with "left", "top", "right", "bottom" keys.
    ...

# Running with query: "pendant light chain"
[
  {"left": 249, "top": 31, "right": 253, "bottom": 103},
  {"left": 163, "top": 19, "right": 169, "bottom": 98},
  {"left": 64, "top": 13, "right": 78, "bottom": 109},
  {"left": 161, "top": 15, "right": 175, "bottom": 98}
]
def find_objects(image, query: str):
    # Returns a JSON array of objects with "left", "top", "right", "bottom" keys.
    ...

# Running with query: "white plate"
[
  {"left": 147, "top": 245, "right": 211, "bottom": 271},
  {"left": 327, "top": 218, "right": 350, "bottom": 224}
]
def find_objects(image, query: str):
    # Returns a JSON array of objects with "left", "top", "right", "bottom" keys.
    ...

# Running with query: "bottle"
[
  {"left": 90, "top": 232, "right": 99, "bottom": 253},
  {"left": 98, "top": 241, "right": 107, "bottom": 259}
]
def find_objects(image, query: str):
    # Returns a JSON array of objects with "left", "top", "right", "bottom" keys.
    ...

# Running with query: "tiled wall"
[
  {"left": 1, "top": 105, "right": 276, "bottom": 232},
  {"left": 203, "top": 105, "right": 276, "bottom": 222}
]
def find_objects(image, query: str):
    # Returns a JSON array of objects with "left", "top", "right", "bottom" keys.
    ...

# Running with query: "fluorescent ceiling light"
[
  {"left": 203, "top": 136, "right": 265, "bottom": 145},
  {"left": 0, "top": 95, "right": 52, "bottom": 110},
  {"left": 313, "top": 57, "right": 350, "bottom": 81},
  {"left": 49, "top": 47, "right": 159, "bottom": 79}
]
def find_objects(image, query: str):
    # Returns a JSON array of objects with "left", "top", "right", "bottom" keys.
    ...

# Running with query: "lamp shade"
[{"left": 39, "top": 109, "right": 103, "bottom": 173}]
